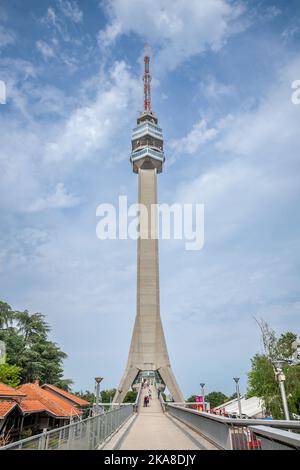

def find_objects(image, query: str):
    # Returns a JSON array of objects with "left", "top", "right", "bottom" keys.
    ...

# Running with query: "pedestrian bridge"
[
  {"left": 101, "top": 385, "right": 216, "bottom": 450},
  {"left": 2, "top": 383, "right": 300, "bottom": 450}
]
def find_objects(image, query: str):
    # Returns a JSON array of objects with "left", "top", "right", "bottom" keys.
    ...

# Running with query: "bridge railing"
[
  {"left": 158, "top": 391, "right": 166, "bottom": 412},
  {"left": 249, "top": 425, "right": 300, "bottom": 450},
  {"left": 133, "top": 383, "right": 142, "bottom": 412},
  {"left": 165, "top": 403, "right": 300, "bottom": 450},
  {"left": 0, "top": 404, "right": 134, "bottom": 451}
]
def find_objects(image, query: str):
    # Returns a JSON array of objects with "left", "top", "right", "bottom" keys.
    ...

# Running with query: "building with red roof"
[
  {"left": 0, "top": 383, "right": 26, "bottom": 400},
  {"left": 0, "top": 381, "right": 90, "bottom": 445},
  {"left": 41, "top": 383, "right": 90, "bottom": 407}
]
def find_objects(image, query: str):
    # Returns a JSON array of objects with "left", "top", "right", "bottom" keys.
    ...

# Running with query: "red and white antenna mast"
[{"left": 143, "top": 44, "right": 151, "bottom": 111}]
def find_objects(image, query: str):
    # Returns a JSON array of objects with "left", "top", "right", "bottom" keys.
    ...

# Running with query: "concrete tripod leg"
[
  {"left": 158, "top": 365, "right": 184, "bottom": 402},
  {"left": 113, "top": 366, "right": 139, "bottom": 404}
]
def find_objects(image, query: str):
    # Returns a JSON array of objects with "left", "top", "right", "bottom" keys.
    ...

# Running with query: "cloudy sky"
[{"left": 0, "top": 0, "right": 299, "bottom": 398}]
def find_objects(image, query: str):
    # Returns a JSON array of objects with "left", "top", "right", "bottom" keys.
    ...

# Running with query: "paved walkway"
[{"left": 113, "top": 385, "right": 217, "bottom": 450}]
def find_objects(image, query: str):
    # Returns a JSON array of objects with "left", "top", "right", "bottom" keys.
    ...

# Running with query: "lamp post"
[
  {"left": 200, "top": 383, "right": 205, "bottom": 411},
  {"left": 272, "top": 360, "right": 290, "bottom": 420},
  {"left": 94, "top": 376, "right": 103, "bottom": 415},
  {"left": 233, "top": 377, "right": 242, "bottom": 418}
]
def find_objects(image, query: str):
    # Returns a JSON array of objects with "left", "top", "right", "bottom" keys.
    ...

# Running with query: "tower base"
[{"left": 113, "top": 364, "right": 184, "bottom": 403}]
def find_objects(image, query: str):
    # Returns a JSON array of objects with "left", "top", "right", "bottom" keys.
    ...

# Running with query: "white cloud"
[
  {"left": 171, "top": 56, "right": 300, "bottom": 316},
  {"left": 170, "top": 119, "right": 218, "bottom": 159},
  {"left": 42, "top": 6, "right": 61, "bottom": 32},
  {"left": 0, "top": 58, "right": 139, "bottom": 212},
  {"left": 150, "top": 54, "right": 300, "bottom": 394},
  {"left": 0, "top": 57, "right": 37, "bottom": 80},
  {"left": 98, "top": 0, "right": 246, "bottom": 72},
  {"left": 0, "top": 25, "right": 16, "bottom": 49},
  {"left": 281, "top": 22, "right": 300, "bottom": 42},
  {"left": 36, "top": 3, "right": 91, "bottom": 71},
  {"left": 199, "top": 75, "right": 236, "bottom": 99},
  {"left": 27, "top": 183, "right": 80, "bottom": 212},
  {"left": 36, "top": 40, "right": 55, "bottom": 59},
  {"left": 175, "top": 56, "right": 300, "bottom": 225},
  {"left": 57, "top": 0, "right": 83, "bottom": 24},
  {"left": 44, "top": 61, "right": 139, "bottom": 162}
]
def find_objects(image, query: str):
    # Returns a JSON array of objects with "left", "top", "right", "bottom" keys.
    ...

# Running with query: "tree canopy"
[
  {"left": 0, "top": 363, "right": 21, "bottom": 387},
  {"left": 0, "top": 300, "right": 71, "bottom": 388},
  {"left": 187, "top": 391, "right": 229, "bottom": 408},
  {"left": 205, "top": 391, "right": 228, "bottom": 408},
  {"left": 247, "top": 319, "right": 300, "bottom": 419}
]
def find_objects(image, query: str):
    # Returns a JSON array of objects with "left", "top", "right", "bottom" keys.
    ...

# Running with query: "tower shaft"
[
  {"left": 113, "top": 169, "right": 184, "bottom": 403},
  {"left": 113, "top": 49, "right": 183, "bottom": 404}
]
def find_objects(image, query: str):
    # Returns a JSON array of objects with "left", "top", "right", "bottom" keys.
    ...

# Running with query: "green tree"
[
  {"left": 0, "top": 301, "right": 15, "bottom": 329},
  {"left": 15, "top": 311, "right": 50, "bottom": 343},
  {"left": 0, "top": 301, "right": 70, "bottom": 387},
  {"left": 101, "top": 389, "right": 116, "bottom": 403},
  {"left": 76, "top": 390, "right": 95, "bottom": 404},
  {"left": 227, "top": 392, "right": 237, "bottom": 401},
  {"left": 187, "top": 392, "right": 228, "bottom": 407},
  {"left": 277, "top": 332, "right": 297, "bottom": 359},
  {"left": 0, "top": 363, "right": 21, "bottom": 387},
  {"left": 247, "top": 354, "right": 281, "bottom": 417},
  {"left": 206, "top": 391, "right": 228, "bottom": 408},
  {"left": 186, "top": 395, "right": 196, "bottom": 402},
  {"left": 124, "top": 390, "right": 137, "bottom": 403},
  {"left": 247, "top": 320, "right": 300, "bottom": 419},
  {"left": 56, "top": 378, "right": 74, "bottom": 392}
]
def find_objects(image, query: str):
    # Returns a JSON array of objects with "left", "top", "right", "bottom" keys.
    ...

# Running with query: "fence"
[
  {"left": 0, "top": 404, "right": 134, "bottom": 450},
  {"left": 249, "top": 425, "right": 300, "bottom": 450},
  {"left": 164, "top": 403, "right": 300, "bottom": 450}
]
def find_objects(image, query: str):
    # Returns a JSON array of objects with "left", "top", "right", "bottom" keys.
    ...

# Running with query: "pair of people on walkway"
[{"left": 143, "top": 395, "right": 150, "bottom": 407}]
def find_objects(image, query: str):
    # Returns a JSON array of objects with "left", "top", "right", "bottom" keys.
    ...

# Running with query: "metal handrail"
[
  {"left": 165, "top": 403, "right": 300, "bottom": 429},
  {"left": 249, "top": 425, "right": 300, "bottom": 449},
  {"left": 134, "top": 383, "right": 142, "bottom": 412},
  {"left": 165, "top": 402, "right": 300, "bottom": 450},
  {"left": 0, "top": 404, "right": 134, "bottom": 450}
]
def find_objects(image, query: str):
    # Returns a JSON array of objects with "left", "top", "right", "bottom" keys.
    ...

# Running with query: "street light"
[
  {"left": 233, "top": 377, "right": 242, "bottom": 418},
  {"left": 272, "top": 360, "right": 290, "bottom": 420},
  {"left": 94, "top": 376, "right": 103, "bottom": 415},
  {"left": 200, "top": 383, "right": 205, "bottom": 411}
]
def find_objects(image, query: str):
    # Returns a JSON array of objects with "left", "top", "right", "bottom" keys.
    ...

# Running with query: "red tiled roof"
[
  {"left": 42, "top": 384, "right": 90, "bottom": 406},
  {"left": 0, "top": 383, "right": 26, "bottom": 398},
  {"left": 0, "top": 401, "right": 17, "bottom": 418},
  {"left": 19, "top": 399, "right": 46, "bottom": 413},
  {"left": 17, "top": 384, "right": 82, "bottom": 418}
]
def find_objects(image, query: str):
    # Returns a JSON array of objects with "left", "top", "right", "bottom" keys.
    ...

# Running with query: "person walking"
[{"left": 144, "top": 395, "right": 148, "bottom": 407}]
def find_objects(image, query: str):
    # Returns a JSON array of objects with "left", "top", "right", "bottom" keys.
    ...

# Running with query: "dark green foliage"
[
  {"left": 187, "top": 392, "right": 229, "bottom": 408},
  {"left": 227, "top": 392, "right": 237, "bottom": 401},
  {"left": 101, "top": 388, "right": 116, "bottom": 403},
  {"left": 56, "top": 378, "right": 74, "bottom": 392},
  {"left": 0, "top": 301, "right": 14, "bottom": 329},
  {"left": 76, "top": 388, "right": 118, "bottom": 405},
  {"left": 124, "top": 390, "right": 137, "bottom": 403},
  {"left": 76, "top": 390, "right": 96, "bottom": 404},
  {"left": 186, "top": 395, "right": 196, "bottom": 402},
  {"left": 0, "top": 300, "right": 70, "bottom": 386},
  {"left": 205, "top": 391, "right": 228, "bottom": 408}
]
